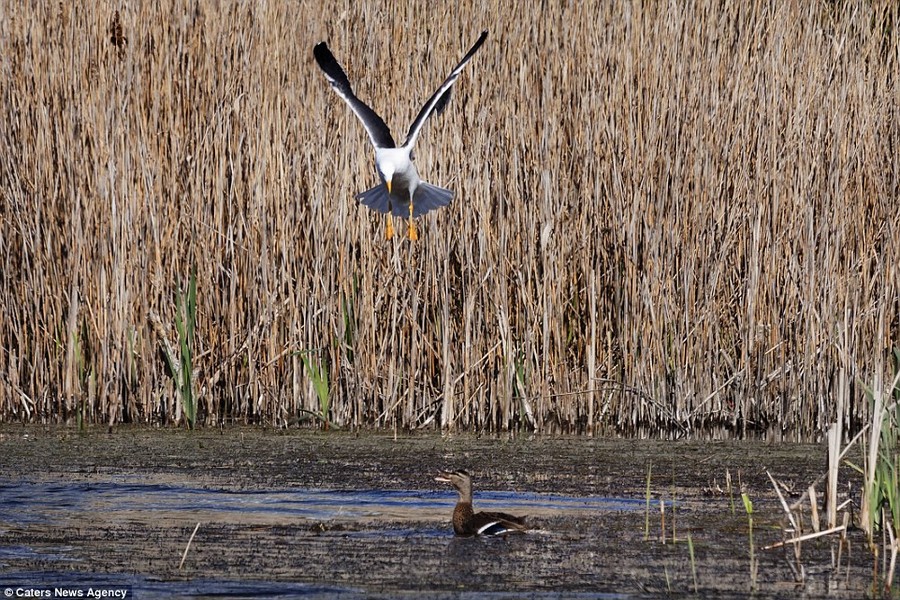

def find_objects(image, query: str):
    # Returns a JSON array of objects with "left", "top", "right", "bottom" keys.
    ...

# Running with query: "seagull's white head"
[
  {"left": 380, "top": 163, "right": 395, "bottom": 194},
  {"left": 376, "top": 147, "right": 410, "bottom": 196}
]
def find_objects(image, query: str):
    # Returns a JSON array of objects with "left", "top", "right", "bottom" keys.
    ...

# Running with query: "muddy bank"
[
  {"left": 0, "top": 426, "right": 826, "bottom": 494},
  {"left": 0, "top": 427, "right": 872, "bottom": 597}
]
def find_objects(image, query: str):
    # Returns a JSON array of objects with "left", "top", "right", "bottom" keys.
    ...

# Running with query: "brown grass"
[{"left": 0, "top": 1, "right": 898, "bottom": 435}]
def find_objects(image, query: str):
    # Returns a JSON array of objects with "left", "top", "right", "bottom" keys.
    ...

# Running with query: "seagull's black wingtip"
[
  {"left": 468, "top": 31, "right": 488, "bottom": 56},
  {"left": 313, "top": 42, "right": 344, "bottom": 79},
  {"left": 313, "top": 42, "right": 330, "bottom": 60}
]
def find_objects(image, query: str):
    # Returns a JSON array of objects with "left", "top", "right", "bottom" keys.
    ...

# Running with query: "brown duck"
[{"left": 435, "top": 470, "right": 527, "bottom": 536}]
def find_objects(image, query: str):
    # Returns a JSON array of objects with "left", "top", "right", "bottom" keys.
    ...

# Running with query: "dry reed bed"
[{"left": 0, "top": 1, "right": 897, "bottom": 435}]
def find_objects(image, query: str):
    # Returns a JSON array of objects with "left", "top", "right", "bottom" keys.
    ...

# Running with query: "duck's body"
[{"left": 435, "top": 470, "right": 527, "bottom": 536}]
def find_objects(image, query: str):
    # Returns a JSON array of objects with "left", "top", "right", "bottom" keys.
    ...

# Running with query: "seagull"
[{"left": 313, "top": 31, "right": 488, "bottom": 240}]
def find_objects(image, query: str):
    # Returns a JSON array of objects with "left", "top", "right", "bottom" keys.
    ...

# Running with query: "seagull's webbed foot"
[
  {"left": 385, "top": 215, "right": 394, "bottom": 239},
  {"left": 408, "top": 203, "right": 418, "bottom": 241}
]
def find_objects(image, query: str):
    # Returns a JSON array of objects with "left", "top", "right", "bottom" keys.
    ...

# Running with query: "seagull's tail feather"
[
  {"left": 355, "top": 182, "right": 453, "bottom": 218},
  {"left": 355, "top": 184, "right": 391, "bottom": 214},
  {"left": 412, "top": 182, "right": 453, "bottom": 217}
]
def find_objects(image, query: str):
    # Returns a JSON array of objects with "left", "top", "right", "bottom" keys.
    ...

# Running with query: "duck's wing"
[
  {"left": 313, "top": 42, "right": 396, "bottom": 149},
  {"left": 472, "top": 511, "right": 527, "bottom": 535},
  {"left": 401, "top": 31, "right": 488, "bottom": 149}
]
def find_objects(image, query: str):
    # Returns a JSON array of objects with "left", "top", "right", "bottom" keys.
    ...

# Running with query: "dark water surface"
[{"left": 0, "top": 427, "right": 872, "bottom": 597}]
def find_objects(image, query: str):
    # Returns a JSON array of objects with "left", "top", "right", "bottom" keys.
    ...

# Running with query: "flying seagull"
[{"left": 313, "top": 31, "right": 488, "bottom": 240}]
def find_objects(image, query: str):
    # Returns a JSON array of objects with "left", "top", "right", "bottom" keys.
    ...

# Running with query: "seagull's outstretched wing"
[
  {"left": 314, "top": 43, "right": 396, "bottom": 149},
  {"left": 402, "top": 31, "right": 488, "bottom": 149}
]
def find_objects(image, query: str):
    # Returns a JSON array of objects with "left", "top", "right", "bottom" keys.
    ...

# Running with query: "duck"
[{"left": 435, "top": 470, "right": 527, "bottom": 536}]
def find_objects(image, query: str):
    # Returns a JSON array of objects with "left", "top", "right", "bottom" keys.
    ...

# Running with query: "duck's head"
[{"left": 435, "top": 469, "right": 472, "bottom": 499}]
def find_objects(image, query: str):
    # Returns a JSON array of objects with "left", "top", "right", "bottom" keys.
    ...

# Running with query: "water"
[
  {"left": 0, "top": 573, "right": 625, "bottom": 600},
  {"left": 0, "top": 479, "right": 641, "bottom": 598},
  {"left": 0, "top": 479, "right": 640, "bottom": 526},
  {"left": 0, "top": 572, "right": 361, "bottom": 599},
  {"left": 1, "top": 430, "right": 849, "bottom": 596}
]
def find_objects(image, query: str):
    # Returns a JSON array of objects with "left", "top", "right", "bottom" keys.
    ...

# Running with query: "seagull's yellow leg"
[
  {"left": 385, "top": 215, "right": 394, "bottom": 239},
  {"left": 408, "top": 203, "right": 418, "bottom": 241}
]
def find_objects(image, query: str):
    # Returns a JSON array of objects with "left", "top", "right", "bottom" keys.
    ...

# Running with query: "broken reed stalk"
[
  {"left": 837, "top": 512, "right": 850, "bottom": 574},
  {"left": 767, "top": 470, "right": 798, "bottom": 534},
  {"left": 826, "top": 359, "right": 847, "bottom": 528},
  {"left": 179, "top": 522, "right": 201, "bottom": 570},
  {"left": 808, "top": 484, "right": 820, "bottom": 533},
  {"left": 726, "top": 469, "right": 735, "bottom": 515},
  {"left": 767, "top": 469, "right": 805, "bottom": 565},
  {"left": 0, "top": 2, "right": 898, "bottom": 433},
  {"left": 763, "top": 525, "right": 847, "bottom": 550}
]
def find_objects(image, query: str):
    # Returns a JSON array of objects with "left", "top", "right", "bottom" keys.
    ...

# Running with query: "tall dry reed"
[{"left": 1, "top": 1, "right": 898, "bottom": 436}]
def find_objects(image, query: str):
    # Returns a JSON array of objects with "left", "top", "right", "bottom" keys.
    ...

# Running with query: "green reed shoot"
[
  {"left": 742, "top": 492, "right": 757, "bottom": 590},
  {"left": 858, "top": 348, "right": 900, "bottom": 544},
  {"left": 173, "top": 267, "right": 198, "bottom": 429},
  {"left": 513, "top": 352, "right": 527, "bottom": 401},
  {"left": 299, "top": 350, "right": 332, "bottom": 430},
  {"left": 687, "top": 533, "right": 697, "bottom": 593},
  {"left": 855, "top": 348, "right": 900, "bottom": 549}
]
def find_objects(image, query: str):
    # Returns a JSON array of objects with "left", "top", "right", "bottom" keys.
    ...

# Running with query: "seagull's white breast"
[{"left": 375, "top": 147, "right": 413, "bottom": 180}]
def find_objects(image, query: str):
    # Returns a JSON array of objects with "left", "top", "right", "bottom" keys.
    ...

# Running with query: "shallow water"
[
  {"left": 0, "top": 427, "right": 875, "bottom": 597},
  {"left": 0, "top": 479, "right": 640, "bottom": 598},
  {"left": 0, "top": 478, "right": 641, "bottom": 530},
  {"left": 0, "top": 571, "right": 365, "bottom": 600}
]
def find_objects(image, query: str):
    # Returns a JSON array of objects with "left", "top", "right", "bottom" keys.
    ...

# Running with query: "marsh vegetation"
[{"left": 0, "top": 2, "right": 898, "bottom": 435}]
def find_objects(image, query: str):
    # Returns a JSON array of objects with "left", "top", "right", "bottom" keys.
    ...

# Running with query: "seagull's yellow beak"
[{"left": 386, "top": 179, "right": 392, "bottom": 194}]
